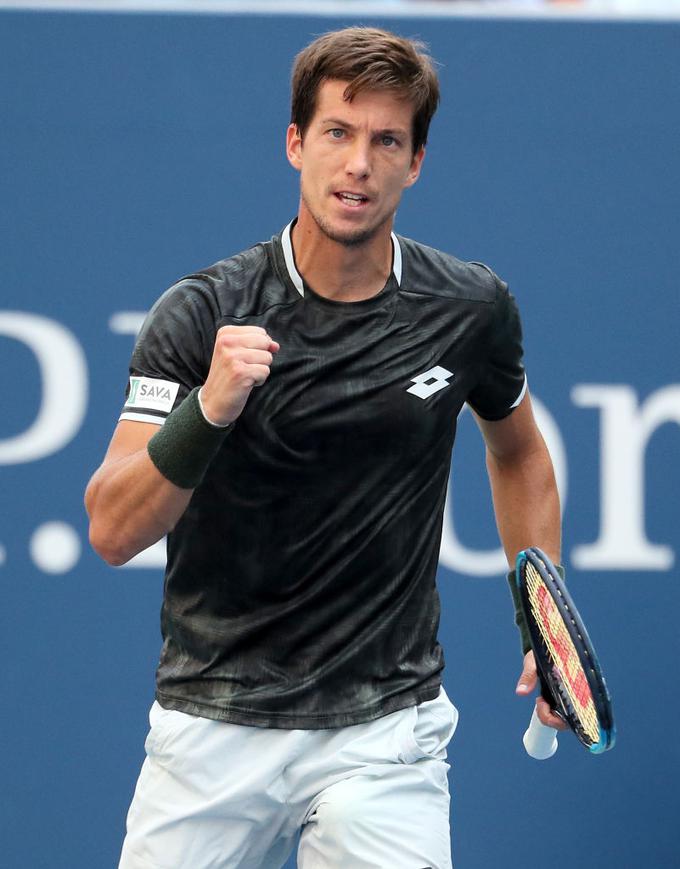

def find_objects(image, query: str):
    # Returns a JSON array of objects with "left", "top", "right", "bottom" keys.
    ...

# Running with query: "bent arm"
[
  {"left": 85, "top": 326, "right": 280, "bottom": 567},
  {"left": 84, "top": 420, "right": 193, "bottom": 566},
  {"left": 474, "top": 391, "right": 560, "bottom": 567}
]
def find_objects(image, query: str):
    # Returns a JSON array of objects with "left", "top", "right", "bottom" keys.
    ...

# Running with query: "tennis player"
[{"left": 86, "top": 27, "right": 564, "bottom": 869}]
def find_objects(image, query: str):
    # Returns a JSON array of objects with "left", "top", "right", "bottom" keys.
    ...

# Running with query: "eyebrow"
[{"left": 319, "top": 117, "right": 409, "bottom": 138}]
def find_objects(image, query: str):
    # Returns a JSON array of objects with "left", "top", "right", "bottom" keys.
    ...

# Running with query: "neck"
[{"left": 291, "top": 208, "right": 393, "bottom": 302}]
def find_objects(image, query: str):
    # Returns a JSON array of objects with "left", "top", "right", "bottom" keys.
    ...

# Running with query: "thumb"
[{"left": 516, "top": 650, "right": 537, "bottom": 696}]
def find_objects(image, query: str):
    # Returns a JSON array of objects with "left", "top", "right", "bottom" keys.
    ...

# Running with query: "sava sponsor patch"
[{"left": 125, "top": 376, "right": 180, "bottom": 413}]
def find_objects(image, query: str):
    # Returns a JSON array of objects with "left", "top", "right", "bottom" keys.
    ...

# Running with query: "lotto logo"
[{"left": 406, "top": 366, "right": 454, "bottom": 399}]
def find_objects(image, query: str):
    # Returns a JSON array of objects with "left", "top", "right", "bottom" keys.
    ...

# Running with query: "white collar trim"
[
  {"left": 281, "top": 220, "right": 402, "bottom": 298},
  {"left": 391, "top": 229, "right": 402, "bottom": 285},
  {"left": 281, "top": 221, "right": 304, "bottom": 296}
]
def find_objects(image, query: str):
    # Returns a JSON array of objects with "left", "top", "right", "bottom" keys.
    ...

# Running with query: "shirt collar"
[{"left": 280, "top": 220, "right": 402, "bottom": 298}]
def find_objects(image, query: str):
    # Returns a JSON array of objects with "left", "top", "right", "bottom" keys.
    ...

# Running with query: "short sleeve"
[
  {"left": 119, "top": 279, "right": 217, "bottom": 426},
  {"left": 466, "top": 271, "right": 526, "bottom": 421}
]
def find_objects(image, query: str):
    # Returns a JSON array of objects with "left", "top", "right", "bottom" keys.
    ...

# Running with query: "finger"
[
  {"left": 515, "top": 651, "right": 537, "bottom": 696},
  {"left": 247, "top": 364, "right": 274, "bottom": 387},
  {"left": 536, "top": 696, "right": 569, "bottom": 731},
  {"left": 241, "top": 335, "right": 278, "bottom": 353},
  {"left": 217, "top": 325, "right": 269, "bottom": 337},
  {"left": 216, "top": 327, "right": 278, "bottom": 350},
  {"left": 236, "top": 349, "right": 274, "bottom": 367},
  {"left": 218, "top": 334, "right": 277, "bottom": 353}
]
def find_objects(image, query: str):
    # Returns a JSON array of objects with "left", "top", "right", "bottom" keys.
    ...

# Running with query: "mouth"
[{"left": 334, "top": 191, "right": 370, "bottom": 208}]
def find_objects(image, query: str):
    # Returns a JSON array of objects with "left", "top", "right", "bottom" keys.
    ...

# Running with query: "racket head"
[{"left": 515, "top": 547, "right": 616, "bottom": 754}]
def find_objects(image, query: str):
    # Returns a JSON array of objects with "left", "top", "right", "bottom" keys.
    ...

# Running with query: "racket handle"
[{"left": 523, "top": 707, "right": 559, "bottom": 760}]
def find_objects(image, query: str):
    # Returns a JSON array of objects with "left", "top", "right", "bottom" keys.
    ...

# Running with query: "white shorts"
[{"left": 119, "top": 689, "right": 458, "bottom": 869}]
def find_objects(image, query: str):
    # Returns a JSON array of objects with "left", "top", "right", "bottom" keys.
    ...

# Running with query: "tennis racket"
[{"left": 515, "top": 547, "right": 615, "bottom": 759}]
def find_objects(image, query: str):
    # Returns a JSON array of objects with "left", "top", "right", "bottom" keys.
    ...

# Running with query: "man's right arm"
[
  {"left": 85, "top": 325, "right": 279, "bottom": 566},
  {"left": 85, "top": 420, "right": 194, "bottom": 566}
]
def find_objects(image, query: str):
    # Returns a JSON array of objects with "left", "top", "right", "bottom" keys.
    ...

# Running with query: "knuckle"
[
  {"left": 231, "top": 359, "right": 249, "bottom": 378},
  {"left": 215, "top": 333, "right": 236, "bottom": 353}
]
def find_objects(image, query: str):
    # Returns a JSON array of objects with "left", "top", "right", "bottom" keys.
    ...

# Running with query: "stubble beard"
[{"left": 301, "top": 190, "right": 389, "bottom": 248}]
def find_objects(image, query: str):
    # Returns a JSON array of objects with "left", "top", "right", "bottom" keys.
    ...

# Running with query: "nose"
[{"left": 344, "top": 138, "right": 371, "bottom": 179}]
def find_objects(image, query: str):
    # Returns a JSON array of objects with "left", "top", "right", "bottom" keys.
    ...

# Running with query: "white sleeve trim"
[
  {"left": 119, "top": 412, "right": 165, "bottom": 425},
  {"left": 510, "top": 374, "right": 528, "bottom": 409}
]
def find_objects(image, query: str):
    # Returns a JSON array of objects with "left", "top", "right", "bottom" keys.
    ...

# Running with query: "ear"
[
  {"left": 286, "top": 124, "right": 303, "bottom": 171},
  {"left": 404, "top": 145, "right": 425, "bottom": 189}
]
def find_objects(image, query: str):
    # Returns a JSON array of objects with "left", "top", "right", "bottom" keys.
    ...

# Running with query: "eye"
[
  {"left": 381, "top": 134, "right": 398, "bottom": 148},
  {"left": 328, "top": 128, "right": 345, "bottom": 139}
]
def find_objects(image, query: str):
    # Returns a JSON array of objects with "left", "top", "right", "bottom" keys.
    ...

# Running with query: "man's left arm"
[{"left": 474, "top": 390, "right": 567, "bottom": 730}]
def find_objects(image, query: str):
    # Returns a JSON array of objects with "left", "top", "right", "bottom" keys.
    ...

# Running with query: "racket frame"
[{"left": 515, "top": 547, "right": 615, "bottom": 754}]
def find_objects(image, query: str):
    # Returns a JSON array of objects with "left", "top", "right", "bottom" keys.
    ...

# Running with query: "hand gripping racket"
[{"left": 515, "top": 547, "right": 616, "bottom": 759}]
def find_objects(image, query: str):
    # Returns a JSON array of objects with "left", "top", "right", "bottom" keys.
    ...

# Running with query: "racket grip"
[{"left": 523, "top": 707, "right": 559, "bottom": 760}]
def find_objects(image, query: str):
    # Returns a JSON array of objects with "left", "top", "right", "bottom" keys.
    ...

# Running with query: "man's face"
[{"left": 286, "top": 79, "right": 425, "bottom": 247}]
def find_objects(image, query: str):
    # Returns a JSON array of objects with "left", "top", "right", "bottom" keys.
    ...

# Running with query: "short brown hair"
[{"left": 291, "top": 27, "right": 440, "bottom": 154}]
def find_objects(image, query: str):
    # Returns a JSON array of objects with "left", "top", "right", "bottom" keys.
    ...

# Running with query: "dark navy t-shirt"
[{"left": 120, "top": 223, "right": 526, "bottom": 728}]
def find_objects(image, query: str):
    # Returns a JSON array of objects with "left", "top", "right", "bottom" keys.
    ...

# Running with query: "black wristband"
[
  {"left": 507, "top": 562, "right": 566, "bottom": 656},
  {"left": 147, "top": 387, "right": 233, "bottom": 489}
]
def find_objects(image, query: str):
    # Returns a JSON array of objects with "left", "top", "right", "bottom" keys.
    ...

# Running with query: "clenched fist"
[{"left": 199, "top": 325, "right": 280, "bottom": 426}]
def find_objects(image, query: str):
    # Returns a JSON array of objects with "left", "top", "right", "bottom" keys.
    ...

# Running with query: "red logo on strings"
[{"left": 537, "top": 585, "right": 592, "bottom": 709}]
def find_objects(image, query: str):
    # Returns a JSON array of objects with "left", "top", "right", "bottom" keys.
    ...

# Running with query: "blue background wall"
[{"left": 1, "top": 9, "right": 678, "bottom": 868}]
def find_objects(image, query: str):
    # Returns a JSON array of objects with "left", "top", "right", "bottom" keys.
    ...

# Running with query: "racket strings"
[{"left": 525, "top": 562, "right": 601, "bottom": 745}]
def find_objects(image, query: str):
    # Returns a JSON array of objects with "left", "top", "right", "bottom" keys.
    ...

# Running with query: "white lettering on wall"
[
  {"left": 121, "top": 538, "right": 166, "bottom": 569},
  {"left": 2, "top": 311, "right": 677, "bottom": 575},
  {"left": 109, "top": 311, "right": 146, "bottom": 336},
  {"left": 0, "top": 312, "right": 88, "bottom": 464},
  {"left": 571, "top": 384, "right": 679, "bottom": 570},
  {"left": 439, "top": 396, "right": 568, "bottom": 576}
]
